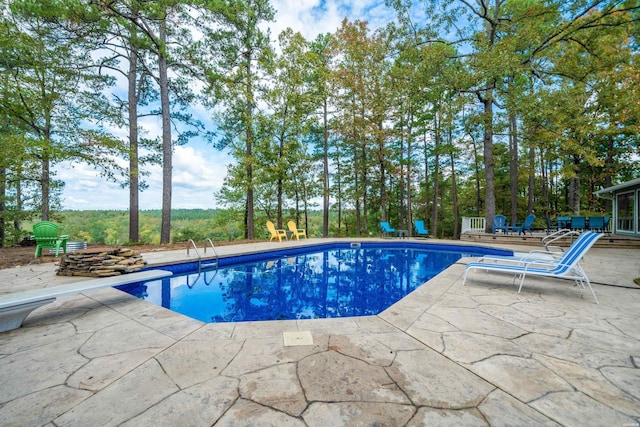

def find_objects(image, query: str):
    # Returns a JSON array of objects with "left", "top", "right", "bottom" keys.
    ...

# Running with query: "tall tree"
[
  {"left": 1, "top": 1, "right": 123, "bottom": 221},
  {"left": 199, "top": 0, "right": 275, "bottom": 240}
]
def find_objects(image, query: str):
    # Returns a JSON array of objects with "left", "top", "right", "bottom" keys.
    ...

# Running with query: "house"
[{"left": 594, "top": 177, "right": 640, "bottom": 237}]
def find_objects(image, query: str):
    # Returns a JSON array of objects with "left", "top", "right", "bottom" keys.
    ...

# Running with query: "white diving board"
[{"left": 0, "top": 269, "right": 172, "bottom": 333}]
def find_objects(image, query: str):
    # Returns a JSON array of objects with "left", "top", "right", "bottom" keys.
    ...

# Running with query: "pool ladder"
[{"left": 187, "top": 238, "right": 219, "bottom": 273}]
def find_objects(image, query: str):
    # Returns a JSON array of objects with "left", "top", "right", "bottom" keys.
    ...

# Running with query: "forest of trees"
[{"left": 1, "top": 0, "right": 639, "bottom": 246}]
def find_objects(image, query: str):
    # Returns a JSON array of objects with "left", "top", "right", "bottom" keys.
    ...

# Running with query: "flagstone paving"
[{"left": 0, "top": 238, "right": 639, "bottom": 426}]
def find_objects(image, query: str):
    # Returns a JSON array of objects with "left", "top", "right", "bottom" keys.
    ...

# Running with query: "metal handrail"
[
  {"left": 187, "top": 239, "right": 202, "bottom": 273},
  {"left": 204, "top": 237, "right": 219, "bottom": 266}
]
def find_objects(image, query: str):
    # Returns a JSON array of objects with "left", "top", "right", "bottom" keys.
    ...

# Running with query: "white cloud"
[
  {"left": 269, "top": 0, "right": 396, "bottom": 40},
  {"left": 57, "top": 144, "right": 231, "bottom": 210}
]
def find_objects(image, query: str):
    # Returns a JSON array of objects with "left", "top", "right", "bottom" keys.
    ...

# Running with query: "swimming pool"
[{"left": 117, "top": 242, "right": 511, "bottom": 323}]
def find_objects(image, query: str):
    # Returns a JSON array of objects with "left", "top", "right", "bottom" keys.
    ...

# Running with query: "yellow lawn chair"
[
  {"left": 267, "top": 221, "right": 288, "bottom": 242},
  {"left": 287, "top": 221, "right": 307, "bottom": 240}
]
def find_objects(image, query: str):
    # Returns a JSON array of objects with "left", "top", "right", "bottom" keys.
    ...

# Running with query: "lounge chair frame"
[{"left": 463, "top": 231, "right": 602, "bottom": 303}]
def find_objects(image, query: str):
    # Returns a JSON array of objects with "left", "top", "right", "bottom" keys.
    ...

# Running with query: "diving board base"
[{"left": 0, "top": 299, "right": 56, "bottom": 332}]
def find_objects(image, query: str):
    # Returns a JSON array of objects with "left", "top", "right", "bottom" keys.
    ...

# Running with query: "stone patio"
[{"left": 0, "top": 238, "right": 639, "bottom": 426}]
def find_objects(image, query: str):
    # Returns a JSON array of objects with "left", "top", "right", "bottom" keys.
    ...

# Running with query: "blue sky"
[{"left": 56, "top": 0, "right": 398, "bottom": 211}]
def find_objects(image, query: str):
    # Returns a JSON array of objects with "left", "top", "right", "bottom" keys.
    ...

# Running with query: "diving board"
[{"left": 0, "top": 269, "right": 172, "bottom": 332}]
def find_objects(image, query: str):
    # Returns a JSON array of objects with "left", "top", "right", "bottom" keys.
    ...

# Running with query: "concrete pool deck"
[{"left": 0, "top": 238, "right": 639, "bottom": 426}]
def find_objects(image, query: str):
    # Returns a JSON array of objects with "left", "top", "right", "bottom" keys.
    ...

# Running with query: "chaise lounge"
[{"left": 463, "top": 231, "right": 603, "bottom": 303}]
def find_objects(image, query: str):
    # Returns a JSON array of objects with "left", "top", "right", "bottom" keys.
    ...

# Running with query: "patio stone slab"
[
  {"left": 441, "top": 331, "right": 530, "bottom": 364},
  {"left": 515, "top": 332, "right": 634, "bottom": 369},
  {"left": 0, "top": 385, "right": 92, "bottom": 427},
  {"left": 223, "top": 335, "right": 328, "bottom": 377},
  {"left": 239, "top": 362, "right": 306, "bottom": 416},
  {"left": 568, "top": 327, "right": 640, "bottom": 354},
  {"left": 601, "top": 365, "right": 640, "bottom": 401},
  {"left": 407, "top": 407, "right": 487, "bottom": 426},
  {"left": 387, "top": 348, "right": 494, "bottom": 408},
  {"left": 78, "top": 319, "right": 176, "bottom": 359},
  {"left": 54, "top": 358, "right": 179, "bottom": 426},
  {"left": 0, "top": 333, "right": 89, "bottom": 404},
  {"left": 299, "top": 350, "right": 411, "bottom": 403},
  {"left": 478, "top": 389, "right": 560, "bottom": 426},
  {"left": 121, "top": 376, "right": 238, "bottom": 427},
  {"left": 531, "top": 391, "right": 637, "bottom": 426},
  {"left": 215, "top": 398, "right": 305, "bottom": 426},
  {"left": 471, "top": 354, "right": 572, "bottom": 402},
  {"left": 428, "top": 306, "right": 527, "bottom": 339},
  {"left": 155, "top": 339, "right": 242, "bottom": 389},
  {"left": 478, "top": 304, "right": 571, "bottom": 337},
  {"left": 0, "top": 321, "right": 79, "bottom": 354},
  {"left": 303, "top": 402, "right": 415, "bottom": 426},
  {"left": 535, "top": 354, "right": 640, "bottom": 417},
  {"left": 67, "top": 348, "right": 160, "bottom": 391}
]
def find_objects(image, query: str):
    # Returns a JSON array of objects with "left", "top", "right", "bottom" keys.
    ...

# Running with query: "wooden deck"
[{"left": 460, "top": 231, "right": 640, "bottom": 249}]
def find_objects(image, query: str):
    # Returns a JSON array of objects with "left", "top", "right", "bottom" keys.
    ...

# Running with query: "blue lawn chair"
[
  {"left": 380, "top": 221, "right": 396, "bottom": 238},
  {"left": 463, "top": 231, "right": 603, "bottom": 303},
  {"left": 557, "top": 216, "right": 570, "bottom": 229},
  {"left": 511, "top": 214, "right": 536, "bottom": 236},
  {"left": 413, "top": 220, "right": 429, "bottom": 238},
  {"left": 492, "top": 215, "right": 509, "bottom": 234},
  {"left": 588, "top": 216, "right": 604, "bottom": 232},
  {"left": 570, "top": 216, "right": 586, "bottom": 231},
  {"left": 545, "top": 216, "right": 560, "bottom": 234}
]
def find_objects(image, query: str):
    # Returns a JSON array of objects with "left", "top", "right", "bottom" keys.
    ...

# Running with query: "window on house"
[{"left": 617, "top": 191, "right": 635, "bottom": 232}]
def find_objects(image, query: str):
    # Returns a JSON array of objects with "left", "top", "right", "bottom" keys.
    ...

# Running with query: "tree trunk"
[
  {"left": 509, "top": 112, "right": 518, "bottom": 224},
  {"left": 128, "top": 35, "right": 140, "bottom": 243},
  {"left": 569, "top": 154, "right": 581, "bottom": 215},
  {"left": 244, "top": 55, "right": 255, "bottom": 240},
  {"left": 481, "top": 93, "right": 496, "bottom": 232},
  {"left": 449, "top": 133, "right": 460, "bottom": 240},
  {"left": 159, "top": 17, "right": 172, "bottom": 244},
  {"left": 431, "top": 112, "right": 440, "bottom": 237},
  {"left": 0, "top": 167, "right": 5, "bottom": 247},
  {"left": 41, "top": 152, "right": 50, "bottom": 221},
  {"left": 406, "top": 117, "right": 413, "bottom": 237},
  {"left": 322, "top": 98, "right": 329, "bottom": 237},
  {"left": 277, "top": 133, "right": 284, "bottom": 229},
  {"left": 528, "top": 139, "right": 535, "bottom": 213}
]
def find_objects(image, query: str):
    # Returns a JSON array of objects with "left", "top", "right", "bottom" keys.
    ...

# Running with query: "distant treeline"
[{"left": 23, "top": 209, "right": 326, "bottom": 245}]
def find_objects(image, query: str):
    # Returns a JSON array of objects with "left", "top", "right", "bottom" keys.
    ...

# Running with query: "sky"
[{"left": 56, "top": 0, "right": 399, "bottom": 211}]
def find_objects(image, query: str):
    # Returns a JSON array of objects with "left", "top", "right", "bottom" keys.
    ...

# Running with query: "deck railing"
[{"left": 461, "top": 217, "right": 485, "bottom": 234}]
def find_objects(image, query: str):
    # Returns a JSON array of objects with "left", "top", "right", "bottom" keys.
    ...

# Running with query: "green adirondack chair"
[{"left": 33, "top": 221, "right": 68, "bottom": 257}]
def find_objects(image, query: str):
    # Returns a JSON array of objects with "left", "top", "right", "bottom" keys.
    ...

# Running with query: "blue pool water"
[{"left": 117, "top": 242, "right": 511, "bottom": 323}]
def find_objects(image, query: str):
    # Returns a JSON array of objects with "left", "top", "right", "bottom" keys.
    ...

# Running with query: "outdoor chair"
[
  {"left": 380, "top": 221, "right": 397, "bottom": 238},
  {"left": 266, "top": 221, "right": 287, "bottom": 242},
  {"left": 545, "top": 216, "right": 560, "bottom": 234},
  {"left": 463, "top": 231, "right": 602, "bottom": 303},
  {"left": 570, "top": 216, "right": 586, "bottom": 231},
  {"left": 557, "top": 216, "right": 570, "bottom": 229},
  {"left": 588, "top": 216, "right": 604, "bottom": 232},
  {"left": 33, "top": 221, "right": 68, "bottom": 257},
  {"left": 511, "top": 214, "right": 535, "bottom": 236},
  {"left": 413, "top": 220, "right": 429, "bottom": 238},
  {"left": 287, "top": 221, "right": 307, "bottom": 240},
  {"left": 491, "top": 214, "right": 509, "bottom": 234}
]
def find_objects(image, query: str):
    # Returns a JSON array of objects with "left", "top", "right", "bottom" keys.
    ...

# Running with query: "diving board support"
[{"left": 0, "top": 269, "right": 172, "bottom": 333}]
